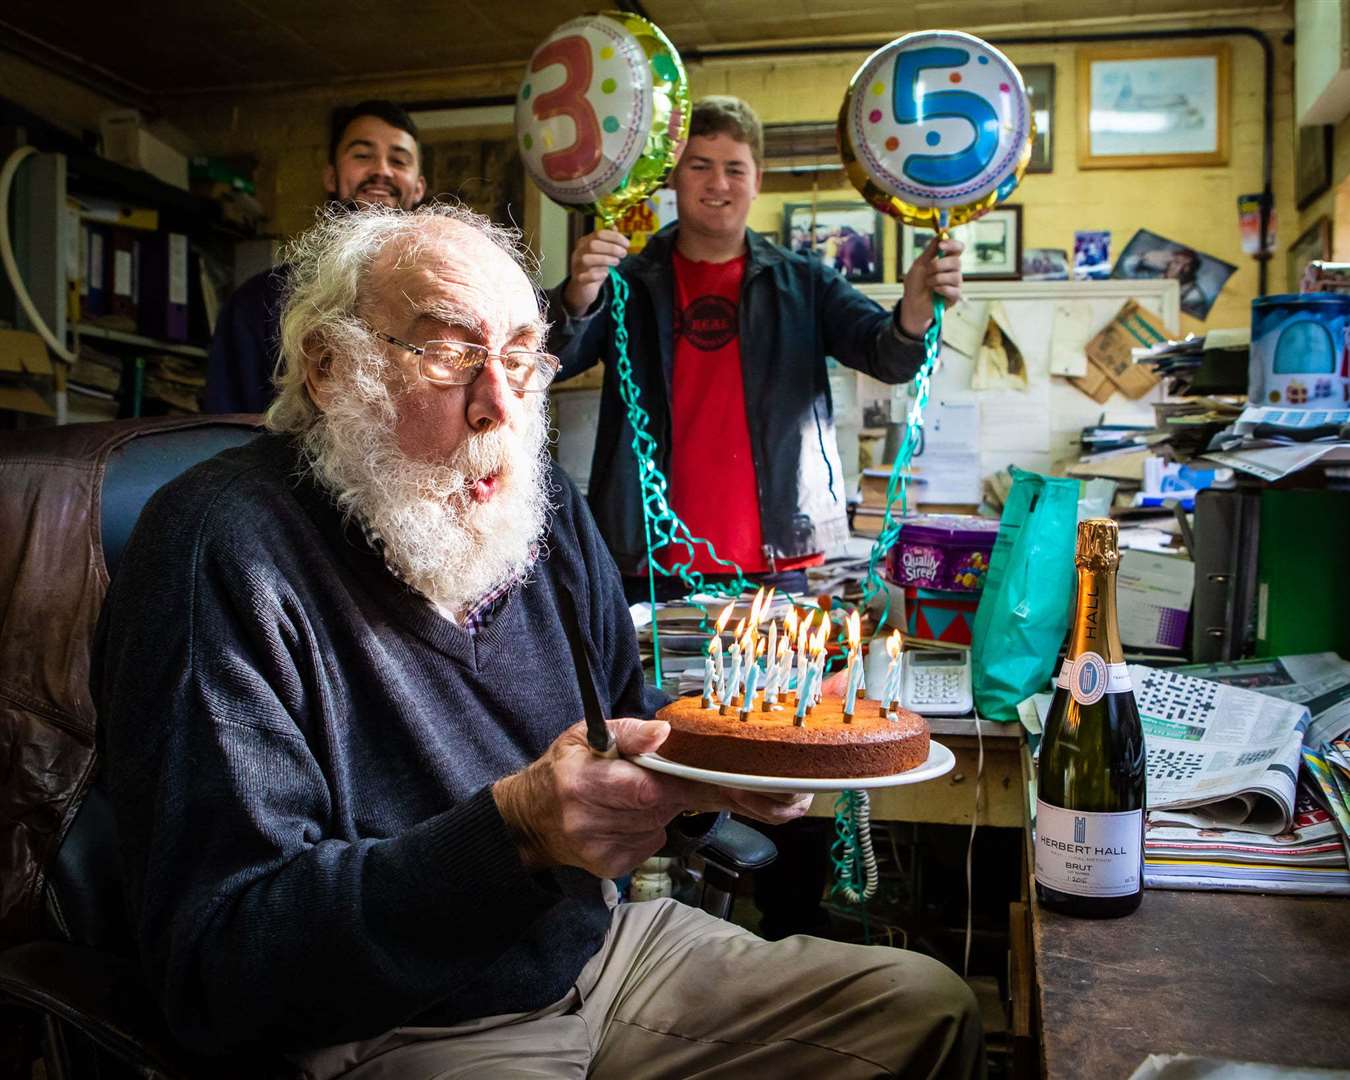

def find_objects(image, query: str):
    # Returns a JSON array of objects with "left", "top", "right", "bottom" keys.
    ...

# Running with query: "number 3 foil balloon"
[
  {"left": 516, "top": 13, "right": 689, "bottom": 228},
  {"left": 839, "top": 31, "right": 1033, "bottom": 229}
]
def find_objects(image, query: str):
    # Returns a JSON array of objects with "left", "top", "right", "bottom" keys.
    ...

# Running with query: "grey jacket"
[{"left": 547, "top": 225, "right": 926, "bottom": 576}]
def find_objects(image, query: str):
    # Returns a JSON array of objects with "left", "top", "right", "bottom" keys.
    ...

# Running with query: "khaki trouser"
[{"left": 297, "top": 897, "right": 985, "bottom": 1079}]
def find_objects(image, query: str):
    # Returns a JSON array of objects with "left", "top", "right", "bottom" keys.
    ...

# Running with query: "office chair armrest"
[
  {"left": 699, "top": 817, "right": 777, "bottom": 872},
  {"left": 0, "top": 940, "right": 234, "bottom": 1080}
]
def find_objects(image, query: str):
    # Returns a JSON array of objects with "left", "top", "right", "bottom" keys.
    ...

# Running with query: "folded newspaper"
[{"left": 1132, "top": 665, "right": 1309, "bottom": 835}]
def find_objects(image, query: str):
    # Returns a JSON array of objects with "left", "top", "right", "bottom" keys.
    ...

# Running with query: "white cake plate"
[{"left": 630, "top": 740, "right": 955, "bottom": 794}]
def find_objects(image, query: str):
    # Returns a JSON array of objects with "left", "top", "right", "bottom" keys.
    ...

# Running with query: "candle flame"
[
  {"left": 847, "top": 610, "right": 860, "bottom": 650},
  {"left": 714, "top": 602, "right": 734, "bottom": 635},
  {"left": 733, "top": 617, "right": 746, "bottom": 645},
  {"left": 749, "top": 586, "right": 765, "bottom": 626},
  {"left": 755, "top": 638, "right": 766, "bottom": 658},
  {"left": 776, "top": 636, "right": 791, "bottom": 661},
  {"left": 785, "top": 608, "right": 798, "bottom": 639},
  {"left": 796, "top": 610, "right": 815, "bottom": 648},
  {"left": 811, "top": 620, "right": 829, "bottom": 655},
  {"left": 887, "top": 629, "right": 901, "bottom": 660},
  {"left": 762, "top": 587, "right": 776, "bottom": 619}
]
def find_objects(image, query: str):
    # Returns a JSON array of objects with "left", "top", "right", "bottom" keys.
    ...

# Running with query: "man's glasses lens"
[{"left": 421, "top": 343, "right": 557, "bottom": 392}]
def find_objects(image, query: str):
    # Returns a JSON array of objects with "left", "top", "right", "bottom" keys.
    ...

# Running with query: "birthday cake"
[{"left": 655, "top": 695, "right": 930, "bottom": 779}]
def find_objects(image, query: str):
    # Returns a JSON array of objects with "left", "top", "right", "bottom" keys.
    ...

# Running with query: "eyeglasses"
[{"left": 373, "top": 331, "right": 560, "bottom": 393}]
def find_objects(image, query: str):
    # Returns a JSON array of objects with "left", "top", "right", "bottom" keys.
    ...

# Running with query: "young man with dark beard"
[
  {"left": 94, "top": 205, "right": 984, "bottom": 1078},
  {"left": 204, "top": 99, "right": 428, "bottom": 414}
]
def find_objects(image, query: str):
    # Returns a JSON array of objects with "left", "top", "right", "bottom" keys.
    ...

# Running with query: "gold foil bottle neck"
[{"left": 1074, "top": 517, "right": 1119, "bottom": 570}]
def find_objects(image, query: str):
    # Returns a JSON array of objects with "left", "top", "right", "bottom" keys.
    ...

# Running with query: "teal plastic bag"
[{"left": 972, "top": 467, "right": 1079, "bottom": 721}]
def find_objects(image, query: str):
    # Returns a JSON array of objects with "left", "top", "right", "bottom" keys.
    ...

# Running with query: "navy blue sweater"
[{"left": 93, "top": 433, "right": 666, "bottom": 1055}]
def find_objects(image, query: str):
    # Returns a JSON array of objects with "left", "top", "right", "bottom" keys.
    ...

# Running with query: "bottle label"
[
  {"left": 1055, "top": 655, "right": 1131, "bottom": 705},
  {"left": 1035, "top": 800, "right": 1142, "bottom": 897}
]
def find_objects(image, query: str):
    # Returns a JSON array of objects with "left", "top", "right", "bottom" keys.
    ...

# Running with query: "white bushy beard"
[{"left": 301, "top": 344, "right": 553, "bottom": 617}]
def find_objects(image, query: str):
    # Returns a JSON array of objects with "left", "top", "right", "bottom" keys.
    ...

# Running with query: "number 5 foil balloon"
[
  {"left": 839, "top": 31, "right": 1033, "bottom": 229},
  {"left": 516, "top": 13, "right": 689, "bottom": 228}
]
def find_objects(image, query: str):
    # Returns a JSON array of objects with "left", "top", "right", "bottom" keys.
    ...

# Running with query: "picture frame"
[
  {"left": 1287, "top": 217, "right": 1331, "bottom": 293},
  {"left": 1019, "top": 63, "right": 1055, "bottom": 173},
  {"left": 1112, "top": 228, "right": 1236, "bottom": 321},
  {"left": 1295, "top": 125, "right": 1333, "bottom": 211},
  {"left": 783, "top": 201, "right": 884, "bottom": 283},
  {"left": 1077, "top": 43, "right": 1230, "bottom": 169},
  {"left": 901, "top": 205, "right": 1023, "bottom": 281}
]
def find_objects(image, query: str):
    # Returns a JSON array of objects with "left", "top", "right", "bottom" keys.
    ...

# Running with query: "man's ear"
[
  {"left": 304, "top": 348, "right": 335, "bottom": 412},
  {"left": 753, "top": 164, "right": 763, "bottom": 197},
  {"left": 412, "top": 174, "right": 427, "bottom": 206},
  {"left": 323, "top": 163, "right": 338, "bottom": 200}
]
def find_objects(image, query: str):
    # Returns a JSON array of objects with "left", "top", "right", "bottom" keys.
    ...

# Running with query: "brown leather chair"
[
  {"left": 0, "top": 414, "right": 775, "bottom": 1079},
  {"left": 0, "top": 415, "right": 264, "bottom": 1078}
]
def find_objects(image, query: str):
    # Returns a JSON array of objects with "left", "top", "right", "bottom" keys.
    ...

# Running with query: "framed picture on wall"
[
  {"left": 1295, "top": 125, "right": 1333, "bottom": 210},
  {"left": 1077, "top": 43, "right": 1230, "bottom": 168},
  {"left": 1018, "top": 63, "right": 1055, "bottom": 173},
  {"left": 901, "top": 205, "right": 1023, "bottom": 280},
  {"left": 1287, "top": 217, "right": 1331, "bottom": 292},
  {"left": 783, "top": 201, "right": 884, "bottom": 283}
]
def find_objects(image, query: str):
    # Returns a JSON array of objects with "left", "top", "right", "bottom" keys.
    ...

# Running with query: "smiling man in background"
[{"left": 204, "top": 99, "right": 427, "bottom": 414}]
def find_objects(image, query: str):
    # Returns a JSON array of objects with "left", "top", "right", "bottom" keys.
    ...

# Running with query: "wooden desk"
[
  {"left": 805, "top": 717, "right": 1024, "bottom": 827},
  {"left": 1019, "top": 743, "right": 1350, "bottom": 1077},
  {"left": 1033, "top": 890, "right": 1350, "bottom": 1076}
]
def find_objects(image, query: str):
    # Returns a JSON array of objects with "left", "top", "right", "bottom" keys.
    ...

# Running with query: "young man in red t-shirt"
[
  {"left": 550, "top": 96, "right": 965, "bottom": 939},
  {"left": 554, "top": 96, "right": 962, "bottom": 604}
]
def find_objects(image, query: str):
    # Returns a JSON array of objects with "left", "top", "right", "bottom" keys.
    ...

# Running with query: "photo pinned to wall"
[
  {"left": 1022, "top": 248, "right": 1070, "bottom": 281},
  {"left": 1018, "top": 64, "right": 1055, "bottom": 173},
  {"left": 1112, "top": 228, "right": 1236, "bottom": 321},
  {"left": 1295, "top": 125, "right": 1333, "bottom": 211},
  {"left": 901, "top": 205, "right": 1022, "bottom": 280},
  {"left": 1237, "top": 193, "right": 1277, "bottom": 257},
  {"left": 1287, "top": 217, "right": 1331, "bottom": 293},
  {"left": 1078, "top": 43, "right": 1229, "bottom": 168},
  {"left": 1074, "top": 230, "right": 1112, "bottom": 280},
  {"left": 783, "top": 201, "right": 884, "bottom": 283}
]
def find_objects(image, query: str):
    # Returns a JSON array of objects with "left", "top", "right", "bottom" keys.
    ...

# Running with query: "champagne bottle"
[{"left": 1035, "top": 517, "right": 1146, "bottom": 918}]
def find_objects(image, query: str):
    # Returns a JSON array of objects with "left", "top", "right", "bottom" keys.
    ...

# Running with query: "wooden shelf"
[{"left": 75, "top": 324, "right": 207, "bottom": 360}]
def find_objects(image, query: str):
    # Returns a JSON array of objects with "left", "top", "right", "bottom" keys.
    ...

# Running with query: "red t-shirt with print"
[{"left": 664, "top": 250, "right": 820, "bottom": 575}]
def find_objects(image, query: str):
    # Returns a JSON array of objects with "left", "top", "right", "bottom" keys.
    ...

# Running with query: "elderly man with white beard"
[{"left": 93, "top": 204, "right": 984, "bottom": 1079}]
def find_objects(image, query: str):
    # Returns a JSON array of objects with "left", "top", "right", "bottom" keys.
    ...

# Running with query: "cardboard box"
[
  {"left": 1077, "top": 300, "right": 1165, "bottom": 400},
  {"left": 99, "top": 110, "right": 189, "bottom": 191}
]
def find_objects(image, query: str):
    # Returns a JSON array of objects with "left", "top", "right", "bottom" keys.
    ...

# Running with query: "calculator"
[{"left": 900, "top": 649, "right": 974, "bottom": 716}]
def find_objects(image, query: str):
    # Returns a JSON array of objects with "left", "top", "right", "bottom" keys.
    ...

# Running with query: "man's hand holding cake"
[{"left": 494, "top": 716, "right": 812, "bottom": 878}]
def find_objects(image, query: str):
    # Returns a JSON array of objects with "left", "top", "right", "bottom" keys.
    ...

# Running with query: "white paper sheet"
[
  {"left": 979, "top": 398, "right": 1052, "bottom": 452},
  {"left": 941, "top": 300, "right": 987, "bottom": 357},
  {"left": 1048, "top": 301, "right": 1092, "bottom": 376},
  {"left": 1116, "top": 551, "right": 1195, "bottom": 650}
]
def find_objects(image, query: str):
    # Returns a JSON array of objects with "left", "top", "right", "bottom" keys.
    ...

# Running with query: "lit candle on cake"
[
  {"left": 794, "top": 644, "right": 817, "bottom": 725},
  {"left": 762, "top": 636, "right": 791, "bottom": 710},
  {"left": 794, "top": 610, "right": 815, "bottom": 702},
  {"left": 843, "top": 611, "right": 863, "bottom": 722},
  {"left": 707, "top": 602, "right": 734, "bottom": 705},
  {"left": 701, "top": 651, "right": 717, "bottom": 710},
  {"left": 720, "top": 619, "right": 747, "bottom": 715},
  {"left": 809, "top": 621, "right": 830, "bottom": 710},
  {"left": 882, "top": 630, "right": 904, "bottom": 715},
  {"left": 739, "top": 639, "right": 766, "bottom": 721},
  {"left": 765, "top": 613, "right": 777, "bottom": 682}
]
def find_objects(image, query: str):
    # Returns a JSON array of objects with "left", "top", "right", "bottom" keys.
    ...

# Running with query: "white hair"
[
  {"left": 263, "top": 202, "right": 556, "bottom": 616},
  {"left": 266, "top": 201, "right": 540, "bottom": 434}
]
